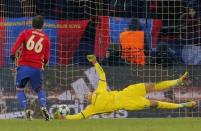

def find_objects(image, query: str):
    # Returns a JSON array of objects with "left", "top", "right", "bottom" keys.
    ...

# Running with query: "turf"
[{"left": 0, "top": 118, "right": 200, "bottom": 131}]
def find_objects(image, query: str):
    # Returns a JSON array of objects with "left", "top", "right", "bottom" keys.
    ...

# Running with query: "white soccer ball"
[{"left": 58, "top": 104, "right": 70, "bottom": 116}]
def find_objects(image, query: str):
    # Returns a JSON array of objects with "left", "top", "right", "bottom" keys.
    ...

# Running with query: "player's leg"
[
  {"left": 123, "top": 72, "right": 189, "bottom": 96},
  {"left": 125, "top": 97, "right": 196, "bottom": 111},
  {"left": 15, "top": 66, "right": 32, "bottom": 120},
  {"left": 145, "top": 72, "right": 189, "bottom": 92},
  {"left": 16, "top": 85, "right": 28, "bottom": 110},
  {"left": 30, "top": 68, "right": 50, "bottom": 121},
  {"left": 150, "top": 100, "right": 196, "bottom": 109},
  {"left": 122, "top": 83, "right": 147, "bottom": 97},
  {"left": 87, "top": 54, "right": 106, "bottom": 81},
  {"left": 17, "top": 84, "right": 34, "bottom": 120}
]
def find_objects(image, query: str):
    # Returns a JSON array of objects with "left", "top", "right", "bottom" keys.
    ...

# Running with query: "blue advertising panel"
[
  {"left": 110, "top": 17, "right": 130, "bottom": 44},
  {"left": 5, "top": 17, "right": 31, "bottom": 65},
  {"left": 43, "top": 19, "right": 58, "bottom": 65}
]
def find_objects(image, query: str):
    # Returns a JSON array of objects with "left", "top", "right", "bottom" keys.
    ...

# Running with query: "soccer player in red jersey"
[{"left": 10, "top": 15, "right": 50, "bottom": 120}]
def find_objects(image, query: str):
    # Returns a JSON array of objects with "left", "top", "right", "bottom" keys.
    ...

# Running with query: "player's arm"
[
  {"left": 66, "top": 105, "right": 95, "bottom": 120},
  {"left": 95, "top": 62, "right": 108, "bottom": 93},
  {"left": 10, "top": 31, "right": 25, "bottom": 60},
  {"left": 43, "top": 38, "right": 50, "bottom": 65},
  {"left": 87, "top": 55, "right": 107, "bottom": 93}
]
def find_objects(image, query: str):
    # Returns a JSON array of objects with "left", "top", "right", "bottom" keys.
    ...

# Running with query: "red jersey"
[{"left": 11, "top": 29, "right": 50, "bottom": 69}]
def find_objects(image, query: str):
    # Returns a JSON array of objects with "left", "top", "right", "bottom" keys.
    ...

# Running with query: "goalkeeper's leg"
[
  {"left": 145, "top": 72, "right": 189, "bottom": 92},
  {"left": 150, "top": 100, "right": 196, "bottom": 109},
  {"left": 87, "top": 54, "right": 106, "bottom": 81}
]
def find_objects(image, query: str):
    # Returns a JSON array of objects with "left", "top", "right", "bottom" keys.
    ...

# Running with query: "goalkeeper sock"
[
  {"left": 157, "top": 101, "right": 183, "bottom": 109},
  {"left": 37, "top": 89, "right": 46, "bottom": 107},
  {"left": 155, "top": 80, "right": 178, "bottom": 91},
  {"left": 17, "top": 90, "right": 27, "bottom": 109}
]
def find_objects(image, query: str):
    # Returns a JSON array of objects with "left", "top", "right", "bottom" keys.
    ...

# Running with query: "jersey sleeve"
[
  {"left": 44, "top": 38, "right": 50, "bottom": 64},
  {"left": 65, "top": 113, "right": 84, "bottom": 120},
  {"left": 96, "top": 80, "right": 107, "bottom": 93},
  {"left": 94, "top": 63, "right": 107, "bottom": 93},
  {"left": 66, "top": 105, "right": 95, "bottom": 120},
  {"left": 11, "top": 31, "right": 25, "bottom": 55}
]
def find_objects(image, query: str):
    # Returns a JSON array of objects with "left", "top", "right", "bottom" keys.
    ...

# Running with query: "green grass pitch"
[{"left": 0, "top": 118, "right": 200, "bottom": 131}]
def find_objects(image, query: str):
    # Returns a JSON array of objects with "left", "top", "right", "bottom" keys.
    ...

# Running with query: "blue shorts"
[{"left": 16, "top": 66, "right": 44, "bottom": 91}]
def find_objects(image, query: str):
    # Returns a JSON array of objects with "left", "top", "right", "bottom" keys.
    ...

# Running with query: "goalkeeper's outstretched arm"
[
  {"left": 87, "top": 54, "right": 106, "bottom": 81},
  {"left": 94, "top": 62, "right": 106, "bottom": 81},
  {"left": 87, "top": 55, "right": 107, "bottom": 93},
  {"left": 65, "top": 105, "right": 95, "bottom": 120},
  {"left": 65, "top": 113, "right": 85, "bottom": 120}
]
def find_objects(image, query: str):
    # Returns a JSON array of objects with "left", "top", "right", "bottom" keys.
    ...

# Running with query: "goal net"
[{"left": 0, "top": 0, "right": 201, "bottom": 119}]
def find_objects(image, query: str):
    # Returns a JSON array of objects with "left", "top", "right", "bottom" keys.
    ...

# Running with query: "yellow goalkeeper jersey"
[
  {"left": 66, "top": 61, "right": 150, "bottom": 120},
  {"left": 66, "top": 81, "right": 150, "bottom": 120}
]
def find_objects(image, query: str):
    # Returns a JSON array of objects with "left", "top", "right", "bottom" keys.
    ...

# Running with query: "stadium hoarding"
[
  {"left": 0, "top": 93, "right": 200, "bottom": 119},
  {"left": 57, "top": 20, "right": 89, "bottom": 64}
]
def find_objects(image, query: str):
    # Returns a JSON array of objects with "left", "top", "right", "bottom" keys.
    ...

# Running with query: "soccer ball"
[{"left": 57, "top": 104, "right": 70, "bottom": 116}]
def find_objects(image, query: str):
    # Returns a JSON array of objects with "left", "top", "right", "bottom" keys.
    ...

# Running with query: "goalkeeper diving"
[{"left": 55, "top": 55, "right": 196, "bottom": 120}]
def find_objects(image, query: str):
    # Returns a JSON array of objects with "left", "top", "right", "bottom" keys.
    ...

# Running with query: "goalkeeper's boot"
[
  {"left": 182, "top": 101, "right": 196, "bottom": 108},
  {"left": 25, "top": 109, "right": 33, "bottom": 121},
  {"left": 41, "top": 107, "right": 50, "bottom": 121},
  {"left": 177, "top": 72, "right": 189, "bottom": 86},
  {"left": 87, "top": 54, "right": 96, "bottom": 63}
]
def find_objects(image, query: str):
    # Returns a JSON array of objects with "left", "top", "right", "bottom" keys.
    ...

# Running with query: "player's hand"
[
  {"left": 42, "top": 62, "right": 48, "bottom": 71},
  {"left": 10, "top": 55, "right": 16, "bottom": 62},
  {"left": 54, "top": 110, "right": 60, "bottom": 119},
  {"left": 86, "top": 54, "right": 96, "bottom": 62},
  {"left": 42, "top": 60, "right": 49, "bottom": 70},
  {"left": 54, "top": 110, "right": 65, "bottom": 120}
]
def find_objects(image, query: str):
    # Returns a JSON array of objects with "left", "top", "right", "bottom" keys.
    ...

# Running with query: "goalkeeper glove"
[
  {"left": 54, "top": 110, "right": 65, "bottom": 119},
  {"left": 86, "top": 54, "right": 96, "bottom": 62}
]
